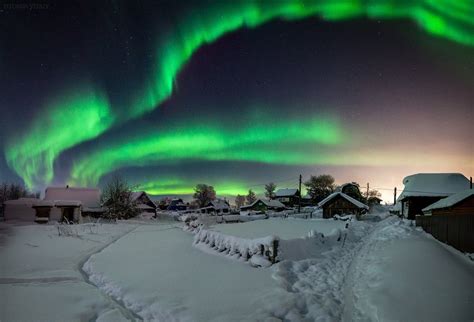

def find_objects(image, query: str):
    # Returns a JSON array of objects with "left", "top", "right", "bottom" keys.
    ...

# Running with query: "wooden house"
[
  {"left": 167, "top": 198, "right": 187, "bottom": 211},
  {"left": 318, "top": 192, "right": 369, "bottom": 219},
  {"left": 200, "top": 199, "right": 230, "bottom": 215},
  {"left": 131, "top": 191, "right": 157, "bottom": 214},
  {"left": 240, "top": 199, "right": 286, "bottom": 213},
  {"left": 398, "top": 173, "right": 470, "bottom": 220},
  {"left": 272, "top": 188, "right": 300, "bottom": 207}
]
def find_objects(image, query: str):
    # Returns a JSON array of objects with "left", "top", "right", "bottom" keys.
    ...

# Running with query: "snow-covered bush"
[{"left": 193, "top": 228, "right": 279, "bottom": 266}]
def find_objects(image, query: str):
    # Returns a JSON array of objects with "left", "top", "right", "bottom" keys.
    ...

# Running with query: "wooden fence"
[{"left": 416, "top": 214, "right": 474, "bottom": 253}]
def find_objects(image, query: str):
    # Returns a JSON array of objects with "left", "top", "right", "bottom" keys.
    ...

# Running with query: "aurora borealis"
[{"left": 1, "top": 1, "right": 473, "bottom": 202}]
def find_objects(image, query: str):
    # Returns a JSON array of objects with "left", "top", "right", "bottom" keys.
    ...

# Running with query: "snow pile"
[{"left": 193, "top": 227, "right": 279, "bottom": 264}]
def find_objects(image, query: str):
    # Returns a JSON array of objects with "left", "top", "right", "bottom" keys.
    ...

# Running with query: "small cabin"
[
  {"left": 318, "top": 192, "right": 368, "bottom": 219},
  {"left": 422, "top": 190, "right": 474, "bottom": 217}
]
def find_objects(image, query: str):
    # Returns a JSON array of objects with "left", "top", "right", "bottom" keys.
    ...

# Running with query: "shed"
[
  {"left": 398, "top": 173, "right": 470, "bottom": 219},
  {"left": 318, "top": 192, "right": 369, "bottom": 219}
]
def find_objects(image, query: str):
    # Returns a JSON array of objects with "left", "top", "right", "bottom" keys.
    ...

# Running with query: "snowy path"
[
  {"left": 253, "top": 220, "right": 374, "bottom": 321},
  {"left": 344, "top": 217, "right": 474, "bottom": 321}
]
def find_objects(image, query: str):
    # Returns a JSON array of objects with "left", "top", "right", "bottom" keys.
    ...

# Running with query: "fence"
[{"left": 416, "top": 214, "right": 474, "bottom": 253}]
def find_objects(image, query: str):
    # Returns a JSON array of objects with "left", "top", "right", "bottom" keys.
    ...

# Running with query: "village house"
[
  {"left": 167, "top": 198, "right": 187, "bottom": 211},
  {"left": 272, "top": 188, "right": 300, "bottom": 207},
  {"left": 240, "top": 199, "right": 286, "bottom": 213},
  {"left": 398, "top": 173, "right": 470, "bottom": 220},
  {"left": 131, "top": 191, "right": 157, "bottom": 214},
  {"left": 200, "top": 199, "right": 230, "bottom": 215},
  {"left": 318, "top": 192, "right": 369, "bottom": 219},
  {"left": 31, "top": 186, "right": 104, "bottom": 223}
]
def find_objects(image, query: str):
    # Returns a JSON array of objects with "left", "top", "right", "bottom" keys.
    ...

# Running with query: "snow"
[
  {"left": 0, "top": 222, "right": 136, "bottom": 321},
  {"left": 2, "top": 214, "right": 473, "bottom": 321},
  {"left": 344, "top": 217, "right": 474, "bottom": 321},
  {"left": 423, "top": 189, "right": 474, "bottom": 212},
  {"left": 318, "top": 192, "right": 369, "bottom": 210},
  {"left": 212, "top": 217, "right": 346, "bottom": 239},
  {"left": 241, "top": 198, "right": 286, "bottom": 209},
  {"left": 83, "top": 224, "right": 279, "bottom": 321},
  {"left": 398, "top": 173, "right": 470, "bottom": 199}
]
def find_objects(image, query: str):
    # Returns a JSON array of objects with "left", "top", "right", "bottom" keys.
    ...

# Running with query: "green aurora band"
[
  {"left": 69, "top": 116, "right": 343, "bottom": 187},
  {"left": 4, "top": 88, "right": 114, "bottom": 189},
  {"left": 5, "top": 0, "right": 474, "bottom": 189}
]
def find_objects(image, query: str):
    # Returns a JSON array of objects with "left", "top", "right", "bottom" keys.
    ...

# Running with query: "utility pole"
[
  {"left": 298, "top": 174, "right": 302, "bottom": 213},
  {"left": 470, "top": 177, "right": 472, "bottom": 189},
  {"left": 366, "top": 182, "right": 369, "bottom": 202},
  {"left": 393, "top": 187, "right": 397, "bottom": 205}
]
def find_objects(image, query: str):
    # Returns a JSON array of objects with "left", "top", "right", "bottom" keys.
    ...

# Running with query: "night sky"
[{"left": 0, "top": 1, "right": 473, "bottom": 202}]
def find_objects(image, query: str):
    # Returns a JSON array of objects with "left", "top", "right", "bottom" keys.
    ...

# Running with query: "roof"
[
  {"left": 242, "top": 199, "right": 286, "bottom": 209},
  {"left": 131, "top": 191, "right": 157, "bottom": 207},
  {"left": 54, "top": 200, "right": 82, "bottom": 207},
  {"left": 32, "top": 200, "right": 55, "bottom": 207},
  {"left": 45, "top": 186, "right": 101, "bottom": 207},
  {"left": 3, "top": 198, "right": 40, "bottom": 206},
  {"left": 318, "top": 192, "right": 369, "bottom": 210},
  {"left": 274, "top": 188, "right": 299, "bottom": 197},
  {"left": 423, "top": 189, "right": 474, "bottom": 212},
  {"left": 208, "top": 199, "right": 230, "bottom": 209},
  {"left": 398, "top": 173, "right": 470, "bottom": 200}
]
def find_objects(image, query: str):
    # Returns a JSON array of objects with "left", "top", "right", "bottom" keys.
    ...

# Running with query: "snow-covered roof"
[
  {"left": 423, "top": 189, "right": 474, "bottom": 212},
  {"left": 398, "top": 173, "right": 470, "bottom": 200},
  {"left": 274, "top": 188, "right": 298, "bottom": 197},
  {"left": 54, "top": 200, "right": 82, "bottom": 207},
  {"left": 45, "top": 186, "right": 101, "bottom": 207},
  {"left": 209, "top": 199, "right": 230, "bottom": 209},
  {"left": 3, "top": 198, "right": 40, "bottom": 206},
  {"left": 318, "top": 192, "right": 369, "bottom": 210},
  {"left": 32, "top": 200, "right": 55, "bottom": 207},
  {"left": 242, "top": 198, "right": 286, "bottom": 209},
  {"left": 131, "top": 191, "right": 157, "bottom": 207}
]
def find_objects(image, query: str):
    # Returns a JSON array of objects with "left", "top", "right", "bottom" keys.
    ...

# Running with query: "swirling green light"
[
  {"left": 69, "top": 115, "right": 343, "bottom": 186},
  {"left": 4, "top": 87, "right": 114, "bottom": 189},
  {"left": 6, "top": 0, "right": 474, "bottom": 189},
  {"left": 130, "top": 0, "right": 474, "bottom": 117}
]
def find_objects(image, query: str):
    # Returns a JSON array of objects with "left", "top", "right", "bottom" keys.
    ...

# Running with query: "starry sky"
[{"left": 0, "top": 0, "right": 473, "bottom": 202}]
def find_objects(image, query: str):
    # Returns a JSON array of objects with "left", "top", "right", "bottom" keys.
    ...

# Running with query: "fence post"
[{"left": 272, "top": 239, "right": 279, "bottom": 264}]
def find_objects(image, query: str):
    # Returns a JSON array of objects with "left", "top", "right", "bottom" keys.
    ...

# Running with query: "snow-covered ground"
[
  {"left": 1, "top": 214, "right": 473, "bottom": 321},
  {"left": 0, "top": 222, "right": 137, "bottom": 321},
  {"left": 344, "top": 217, "right": 474, "bottom": 321}
]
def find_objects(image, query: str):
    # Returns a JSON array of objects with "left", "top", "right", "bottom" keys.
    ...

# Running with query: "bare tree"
[
  {"left": 246, "top": 189, "right": 257, "bottom": 205},
  {"left": 235, "top": 194, "right": 246, "bottom": 208},
  {"left": 193, "top": 184, "right": 216, "bottom": 208},
  {"left": 101, "top": 176, "right": 140, "bottom": 220},
  {"left": 264, "top": 182, "right": 277, "bottom": 200}
]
